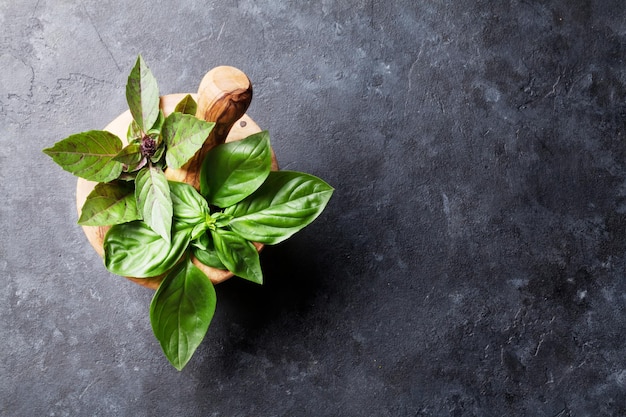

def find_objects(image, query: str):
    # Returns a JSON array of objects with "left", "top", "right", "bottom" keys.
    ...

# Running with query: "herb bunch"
[{"left": 44, "top": 56, "right": 333, "bottom": 370}]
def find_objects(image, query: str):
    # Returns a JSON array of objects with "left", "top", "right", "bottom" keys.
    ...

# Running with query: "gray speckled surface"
[{"left": 2, "top": 1, "right": 626, "bottom": 416}]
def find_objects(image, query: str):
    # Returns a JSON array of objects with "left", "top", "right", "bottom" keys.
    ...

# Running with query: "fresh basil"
[
  {"left": 169, "top": 181, "right": 209, "bottom": 226},
  {"left": 190, "top": 223, "right": 209, "bottom": 241},
  {"left": 162, "top": 112, "right": 215, "bottom": 169},
  {"left": 127, "top": 119, "right": 142, "bottom": 142},
  {"left": 211, "top": 211, "right": 233, "bottom": 228},
  {"left": 135, "top": 165, "right": 173, "bottom": 242},
  {"left": 193, "top": 237, "right": 226, "bottom": 270},
  {"left": 174, "top": 94, "right": 197, "bottom": 115},
  {"left": 150, "top": 141, "right": 165, "bottom": 164},
  {"left": 125, "top": 55, "right": 160, "bottom": 133},
  {"left": 211, "top": 228, "right": 263, "bottom": 284},
  {"left": 226, "top": 171, "right": 334, "bottom": 244},
  {"left": 44, "top": 55, "right": 334, "bottom": 371},
  {"left": 200, "top": 130, "right": 272, "bottom": 207},
  {"left": 148, "top": 110, "right": 165, "bottom": 136},
  {"left": 192, "top": 231, "right": 211, "bottom": 251},
  {"left": 150, "top": 258, "right": 216, "bottom": 371},
  {"left": 78, "top": 182, "right": 141, "bottom": 226},
  {"left": 43, "top": 130, "right": 123, "bottom": 182},
  {"left": 103, "top": 220, "right": 191, "bottom": 278},
  {"left": 113, "top": 143, "right": 145, "bottom": 172}
]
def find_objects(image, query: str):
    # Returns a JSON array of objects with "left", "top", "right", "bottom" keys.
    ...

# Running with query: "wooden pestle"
[{"left": 165, "top": 66, "right": 253, "bottom": 189}]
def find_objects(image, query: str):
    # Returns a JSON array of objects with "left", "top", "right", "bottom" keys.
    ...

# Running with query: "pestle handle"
[{"left": 165, "top": 66, "right": 253, "bottom": 189}]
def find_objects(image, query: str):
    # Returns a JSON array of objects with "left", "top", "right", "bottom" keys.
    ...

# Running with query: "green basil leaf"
[
  {"left": 162, "top": 112, "right": 215, "bottom": 169},
  {"left": 192, "top": 232, "right": 210, "bottom": 251},
  {"left": 127, "top": 119, "right": 142, "bottom": 142},
  {"left": 212, "top": 212, "right": 233, "bottom": 228},
  {"left": 135, "top": 166, "right": 173, "bottom": 242},
  {"left": 200, "top": 130, "right": 272, "bottom": 207},
  {"left": 103, "top": 220, "right": 191, "bottom": 277},
  {"left": 126, "top": 55, "right": 160, "bottom": 133},
  {"left": 226, "top": 171, "right": 334, "bottom": 244},
  {"left": 190, "top": 223, "right": 208, "bottom": 241},
  {"left": 114, "top": 143, "right": 142, "bottom": 164},
  {"left": 43, "top": 130, "right": 123, "bottom": 182},
  {"left": 150, "top": 143, "right": 165, "bottom": 164},
  {"left": 114, "top": 143, "right": 146, "bottom": 172},
  {"left": 118, "top": 172, "right": 138, "bottom": 182},
  {"left": 150, "top": 258, "right": 216, "bottom": 371},
  {"left": 193, "top": 236, "right": 226, "bottom": 270},
  {"left": 148, "top": 109, "right": 165, "bottom": 134},
  {"left": 78, "top": 182, "right": 141, "bottom": 226},
  {"left": 174, "top": 94, "right": 197, "bottom": 115},
  {"left": 169, "top": 181, "right": 209, "bottom": 226},
  {"left": 211, "top": 228, "right": 262, "bottom": 284}
]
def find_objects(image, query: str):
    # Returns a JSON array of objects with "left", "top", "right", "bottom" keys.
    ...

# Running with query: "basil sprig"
[
  {"left": 104, "top": 138, "right": 333, "bottom": 282},
  {"left": 150, "top": 257, "right": 217, "bottom": 371},
  {"left": 44, "top": 55, "right": 215, "bottom": 241},
  {"left": 43, "top": 55, "right": 333, "bottom": 370}
]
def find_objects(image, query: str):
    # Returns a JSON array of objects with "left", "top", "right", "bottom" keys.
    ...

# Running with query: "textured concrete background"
[{"left": 1, "top": 0, "right": 625, "bottom": 416}]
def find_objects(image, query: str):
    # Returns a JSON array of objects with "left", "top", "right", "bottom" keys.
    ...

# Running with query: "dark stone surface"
[{"left": 2, "top": 0, "right": 625, "bottom": 415}]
